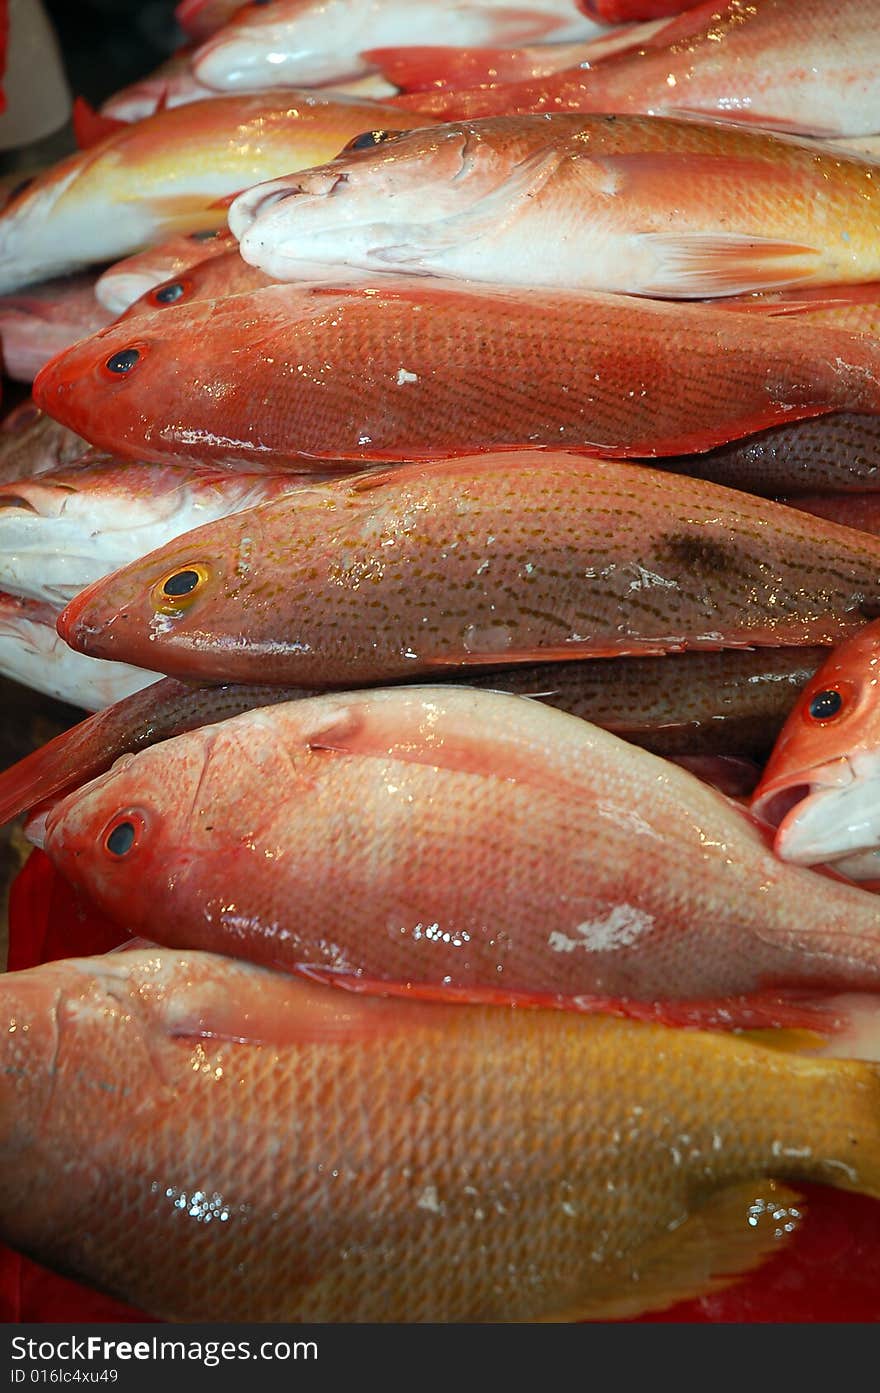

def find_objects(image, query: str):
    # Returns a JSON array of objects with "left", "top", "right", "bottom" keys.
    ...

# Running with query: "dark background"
[{"left": 44, "top": 0, "right": 183, "bottom": 105}]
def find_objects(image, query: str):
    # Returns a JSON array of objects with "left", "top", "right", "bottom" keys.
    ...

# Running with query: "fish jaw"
[
  {"left": 768, "top": 755, "right": 880, "bottom": 867},
  {"left": 231, "top": 125, "right": 511, "bottom": 275}
]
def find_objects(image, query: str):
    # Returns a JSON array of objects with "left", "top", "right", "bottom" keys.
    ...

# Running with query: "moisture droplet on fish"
[{"left": 462, "top": 622, "right": 514, "bottom": 654}]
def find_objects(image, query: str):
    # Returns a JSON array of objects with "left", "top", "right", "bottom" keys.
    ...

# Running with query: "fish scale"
[{"left": 2, "top": 949, "right": 880, "bottom": 1320}]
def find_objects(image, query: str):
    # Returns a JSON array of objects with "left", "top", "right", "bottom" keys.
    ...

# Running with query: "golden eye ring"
[{"left": 151, "top": 563, "right": 211, "bottom": 615}]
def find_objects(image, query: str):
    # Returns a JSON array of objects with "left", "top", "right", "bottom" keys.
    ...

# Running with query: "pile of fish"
[{"left": 2, "top": 0, "right": 880, "bottom": 1324}]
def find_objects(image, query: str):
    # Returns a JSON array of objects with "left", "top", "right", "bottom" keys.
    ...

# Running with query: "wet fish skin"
[
  {"left": 119, "top": 250, "right": 272, "bottom": 322},
  {"left": 31, "top": 282, "right": 880, "bottom": 468},
  {"left": 5, "top": 947, "right": 880, "bottom": 1320},
  {"left": 175, "top": 0, "right": 244, "bottom": 42},
  {"left": 52, "top": 454, "right": 880, "bottom": 686},
  {"left": 752, "top": 622, "right": 880, "bottom": 868},
  {"left": 0, "top": 591, "right": 155, "bottom": 712},
  {"left": 0, "top": 455, "right": 316, "bottom": 610},
  {"left": 192, "top": 0, "right": 608, "bottom": 92},
  {"left": 658, "top": 414, "right": 880, "bottom": 496},
  {"left": 0, "top": 270, "right": 113, "bottom": 382},
  {"left": 0, "top": 648, "right": 824, "bottom": 832},
  {"left": 232, "top": 115, "right": 880, "bottom": 298},
  {"left": 0, "top": 92, "right": 435, "bottom": 292},
  {"left": 94, "top": 232, "right": 234, "bottom": 315},
  {"left": 400, "top": 0, "right": 880, "bottom": 137},
  {"left": 0, "top": 400, "right": 87, "bottom": 485},
  {"left": 31, "top": 687, "right": 880, "bottom": 1007}
]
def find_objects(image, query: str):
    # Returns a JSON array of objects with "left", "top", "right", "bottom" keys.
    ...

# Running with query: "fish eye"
[
  {"left": 102, "top": 811, "right": 144, "bottom": 859},
  {"left": 342, "top": 129, "right": 404, "bottom": 153},
  {"left": 807, "top": 689, "right": 844, "bottom": 721},
  {"left": 105, "top": 347, "right": 141, "bottom": 375},
  {"left": 151, "top": 563, "right": 211, "bottom": 615},
  {"left": 149, "top": 280, "right": 188, "bottom": 307}
]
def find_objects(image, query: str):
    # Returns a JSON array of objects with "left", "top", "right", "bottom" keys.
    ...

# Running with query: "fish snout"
[{"left": 229, "top": 172, "right": 346, "bottom": 242}]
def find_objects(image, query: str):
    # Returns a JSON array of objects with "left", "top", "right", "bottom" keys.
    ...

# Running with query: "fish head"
[
  {"left": 751, "top": 621, "right": 880, "bottom": 865},
  {"left": 231, "top": 120, "right": 536, "bottom": 276},
  {"left": 94, "top": 231, "right": 231, "bottom": 314},
  {"left": 192, "top": 0, "right": 373, "bottom": 89},
  {"left": 54, "top": 505, "right": 269, "bottom": 678},
  {"left": 32, "top": 306, "right": 221, "bottom": 462},
  {"left": 27, "top": 733, "right": 220, "bottom": 933}
]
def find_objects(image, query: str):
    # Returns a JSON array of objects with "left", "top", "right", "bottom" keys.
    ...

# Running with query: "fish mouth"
[
  {"left": 757, "top": 758, "right": 880, "bottom": 866},
  {"left": 56, "top": 575, "right": 112, "bottom": 651},
  {"left": 229, "top": 172, "right": 349, "bottom": 242},
  {"left": 751, "top": 782, "right": 813, "bottom": 832}
]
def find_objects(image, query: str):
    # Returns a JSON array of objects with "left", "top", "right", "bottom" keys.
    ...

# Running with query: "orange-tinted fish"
[
  {"left": 231, "top": 115, "right": 880, "bottom": 297},
  {"left": 752, "top": 623, "right": 880, "bottom": 870},
  {"left": 0, "top": 92, "right": 434, "bottom": 292},
  {"left": 0, "top": 648, "right": 825, "bottom": 831},
  {"left": 5, "top": 947, "right": 880, "bottom": 1320},
  {"left": 781, "top": 495, "right": 880, "bottom": 537},
  {"left": 119, "top": 250, "right": 272, "bottom": 322},
  {"left": 94, "top": 232, "right": 233, "bottom": 315},
  {"left": 31, "top": 283, "right": 880, "bottom": 467},
  {"left": 0, "top": 591, "right": 154, "bottom": 711},
  {"left": 716, "top": 283, "right": 880, "bottom": 337},
  {"left": 52, "top": 455, "right": 880, "bottom": 685},
  {"left": 399, "top": 0, "right": 880, "bottom": 137},
  {"left": 25, "top": 688, "right": 880, "bottom": 1016}
]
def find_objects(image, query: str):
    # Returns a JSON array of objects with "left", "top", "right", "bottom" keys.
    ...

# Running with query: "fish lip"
[
  {"left": 751, "top": 756, "right": 855, "bottom": 827},
  {"left": 56, "top": 575, "right": 111, "bottom": 651},
  {"left": 229, "top": 173, "right": 345, "bottom": 242}
]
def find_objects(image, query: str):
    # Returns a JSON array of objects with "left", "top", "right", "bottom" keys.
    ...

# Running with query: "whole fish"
[
  {"left": 28, "top": 687, "right": 880, "bottom": 1016},
  {"left": 0, "top": 592, "right": 155, "bottom": 711},
  {"left": 659, "top": 415, "right": 880, "bottom": 495},
  {"left": 52, "top": 454, "right": 880, "bottom": 685},
  {"left": 0, "top": 400, "right": 87, "bottom": 485},
  {"left": 0, "top": 270, "right": 113, "bottom": 382},
  {"left": 119, "top": 250, "right": 272, "bottom": 322},
  {"left": 751, "top": 622, "right": 880, "bottom": 869},
  {"left": 0, "top": 455, "right": 312, "bottom": 609},
  {"left": 231, "top": 115, "right": 880, "bottom": 298},
  {"left": 4, "top": 949, "right": 880, "bottom": 1321},
  {"left": 192, "top": 0, "right": 609, "bottom": 92},
  {"left": 0, "top": 648, "right": 825, "bottom": 832},
  {"left": 400, "top": 0, "right": 880, "bottom": 137},
  {"left": 31, "top": 283, "right": 880, "bottom": 467},
  {"left": 94, "top": 231, "right": 234, "bottom": 315},
  {"left": 0, "top": 92, "right": 434, "bottom": 292}
]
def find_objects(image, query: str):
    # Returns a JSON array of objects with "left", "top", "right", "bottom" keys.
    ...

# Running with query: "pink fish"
[
  {"left": 28, "top": 685, "right": 880, "bottom": 1021},
  {"left": 94, "top": 232, "right": 233, "bottom": 315}
]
